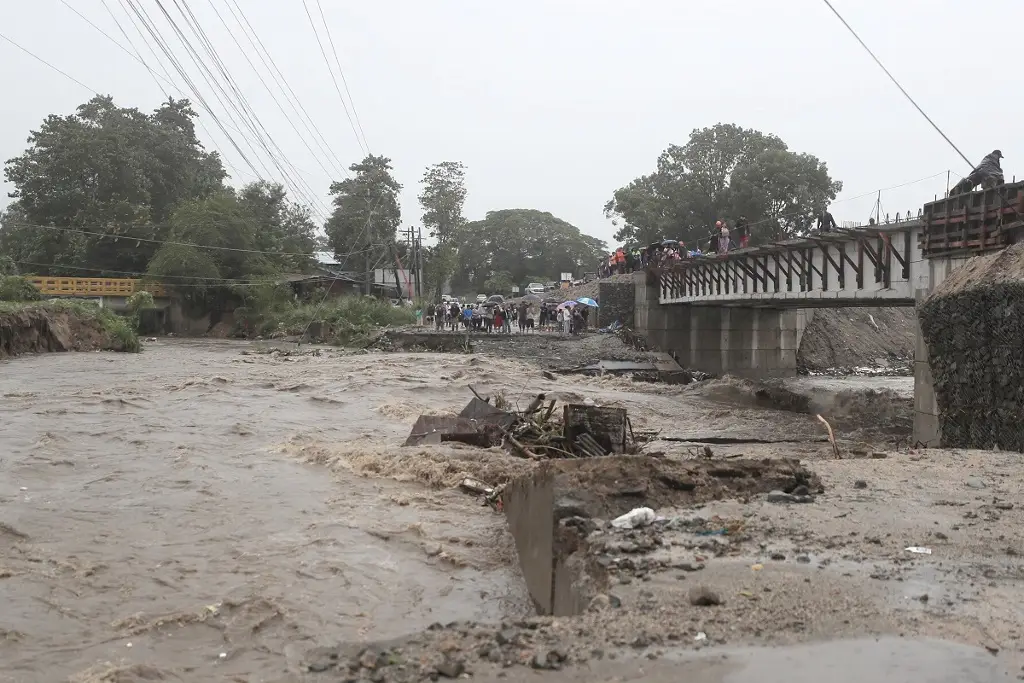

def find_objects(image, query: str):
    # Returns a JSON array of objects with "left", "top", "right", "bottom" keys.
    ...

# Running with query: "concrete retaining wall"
[
  {"left": 501, "top": 469, "right": 554, "bottom": 614},
  {"left": 501, "top": 464, "right": 603, "bottom": 617}
]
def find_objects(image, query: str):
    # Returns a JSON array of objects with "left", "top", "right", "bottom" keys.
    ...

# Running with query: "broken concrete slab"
[{"left": 403, "top": 415, "right": 503, "bottom": 447}]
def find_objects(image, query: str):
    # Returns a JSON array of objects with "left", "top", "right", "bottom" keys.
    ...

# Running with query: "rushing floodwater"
[
  {"left": 1, "top": 339, "right": 928, "bottom": 682},
  {"left": 0, "top": 340, "right": 530, "bottom": 682}
]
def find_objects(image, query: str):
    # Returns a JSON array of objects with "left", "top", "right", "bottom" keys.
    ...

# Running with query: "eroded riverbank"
[{"left": 1, "top": 337, "right": 1021, "bottom": 682}]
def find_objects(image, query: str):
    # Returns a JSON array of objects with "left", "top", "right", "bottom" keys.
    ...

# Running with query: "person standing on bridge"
[
  {"left": 816, "top": 208, "right": 838, "bottom": 233},
  {"left": 735, "top": 216, "right": 750, "bottom": 248},
  {"left": 717, "top": 221, "right": 730, "bottom": 254}
]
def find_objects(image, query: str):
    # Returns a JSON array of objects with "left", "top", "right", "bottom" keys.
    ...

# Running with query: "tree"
[
  {"left": 605, "top": 123, "right": 841, "bottom": 247},
  {"left": 1, "top": 95, "right": 225, "bottom": 274},
  {"left": 730, "top": 150, "right": 842, "bottom": 241},
  {"left": 452, "top": 209, "right": 606, "bottom": 293},
  {"left": 325, "top": 155, "right": 402, "bottom": 272},
  {"left": 145, "top": 191, "right": 272, "bottom": 311},
  {"left": 419, "top": 161, "right": 467, "bottom": 243},
  {"left": 237, "top": 181, "right": 317, "bottom": 273},
  {"left": 419, "top": 161, "right": 467, "bottom": 298}
]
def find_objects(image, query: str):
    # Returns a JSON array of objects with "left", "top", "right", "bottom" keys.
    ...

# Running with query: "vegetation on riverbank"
[
  {"left": 233, "top": 285, "right": 416, "bottom": 343},
  {"left": 0, "top": 299, "right": 140, "bottom": 356}
]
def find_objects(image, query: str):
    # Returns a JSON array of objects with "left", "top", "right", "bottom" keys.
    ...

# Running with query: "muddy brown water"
[
  {"left": 0, "top": 339, "right": 928, "bottom": 681},
  {"left": 0, "top": 341, "right": 531, "bottom": 682}
]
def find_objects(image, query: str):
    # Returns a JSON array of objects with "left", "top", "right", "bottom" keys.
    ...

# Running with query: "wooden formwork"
[{"left": 920, "top": 181, "right": 1024, "bottom": 257}]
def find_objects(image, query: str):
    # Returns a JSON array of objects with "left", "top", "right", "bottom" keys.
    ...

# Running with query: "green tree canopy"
[
  {"left": 237, "top": 181, "right": 317, "bottom": 273},
  {"left": 605, "top": 123, "right": 842, "bottom": 247},
  {"left": 325, "top": 155, "right": 402, "bottom": 271},
  {"left": 419, "top": 161, "right": 468, "bottom": 298},
  {"left": 1, "top": 95, "right": 226, "bottom": 275},
  {"left": 452, "top": 209, "right": 606, "bottom": 293}
]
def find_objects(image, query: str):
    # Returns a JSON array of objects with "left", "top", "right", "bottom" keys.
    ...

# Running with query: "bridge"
[
  {"left": 28, "top": 276, "right": 168, "bottom": 300},
  {"left": 632, "top": 181, "right": 1024, "bottom": 448}
]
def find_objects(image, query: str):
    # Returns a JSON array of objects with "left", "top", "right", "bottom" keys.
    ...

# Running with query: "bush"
[
  {"left": 0, "top": 276, "right": 42, "bottom": 302},
  {"left": 237, "top": 294, "right": 416, "bottom": 343}
]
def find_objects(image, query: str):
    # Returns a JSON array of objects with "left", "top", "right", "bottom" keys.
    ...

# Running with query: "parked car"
[
  {"left": 526, "top": 283, "right": 545, "bottom": 295},
  {"left": 476, "top": 294, "right": 487, "bottom": 303}
]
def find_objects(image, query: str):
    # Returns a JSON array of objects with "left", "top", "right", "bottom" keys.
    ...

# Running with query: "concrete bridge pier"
[{"left": 635, "top": 276, "right": 810, "bottom": 378}]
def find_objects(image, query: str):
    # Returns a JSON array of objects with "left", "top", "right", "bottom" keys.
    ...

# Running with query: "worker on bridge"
[
  {"left": 816, "top": 208, "right": 838, "bottom": 233},
  {"left": 949, "top": 150, "right": 1004, "bottom": 196}
]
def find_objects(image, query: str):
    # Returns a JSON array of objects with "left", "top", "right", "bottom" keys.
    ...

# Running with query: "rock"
[
  {"left": 688, "top": 586, "right": 722, "bottom": 606},
  {"left": 435, "top": 658, "right": 465, "bottom": 678},
  {"left": 854, "top": 480, "right": 868, "bottom": 489},
  {"left": 770, "top": 552, "right": 786, "bottom": 561},
  {"left": 791, "top": 484, "right": 810, "bottom": 496},
  {"left": 796, "top": 555, "right": 811, "bottom": 564},
  {"left": 531, "top": 652, "right": 552, "bottom": 670},
  {"left": 357, "top": 649, "right": 385, "bottom": 670},
  {"left": 871, "top": 452, "right": 888, "bottom": 459},
  {"left": 307, "top": 658, "right": 334, "bottom": 673},
  {"left": 588, "top": 594, "right": 610, "bottom": 611},
  {"left": 966, "top": 477, "right": 986, "bottom": 490},
  {"left": 554, "top": 496, "right": 590, "bottom": 520},
  {"left": 495, "top": 628, "right": 517, "bottom": 646},
  {"left": 673, "top": 561, "right": 705, "bottom": 572},
  {"left": 766, "top": 490, "right": 795, "bottom": 504},
  {"left": 917, "top": 594, "right": 930, "bottom": 603},
  {"left": 934, "top": 531, "right": 949, "bottom": 540},
  {"left": 766, "top": 490, "right": 813, "bottom": 504},
  {"left": 994, "top": 502, "right": 1014, "bottom": 510},
  {"left": 608, "top": 593, "right": 622, "bottom": 608}
]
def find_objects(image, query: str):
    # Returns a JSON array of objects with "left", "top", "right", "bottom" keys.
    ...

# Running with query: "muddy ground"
[
  {"left": 1, "top": 333, "right": 1019, "bottom": 682},
  {"left": 797, "top": 307, "right": 915, "bottom": 374}
]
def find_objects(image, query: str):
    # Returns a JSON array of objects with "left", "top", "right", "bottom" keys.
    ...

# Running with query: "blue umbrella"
[{"left": 576, "top": 297, "right": 599, "bottom": 307}]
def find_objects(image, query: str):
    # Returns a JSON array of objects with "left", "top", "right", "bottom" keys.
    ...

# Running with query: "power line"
[
  {"left": 0, "top": 30, "right": 96, "bottom": 92},
  {"left": 820, "top": 0, "right": 973, "bottom": 169},
  {"left": 223, "top": 0, "right": 351, "bottom": 179},
  {"left": 156, "top": 0, "right": 330, "bottom": 219},
  {"left": 61, "top": 0, "right": 255, "bottom": 183},
  {"left": 301, "top": 0, "right": 368, "bottom": 156},
  {"left": 5, "top": 220, "right": 383, "bottom": 260},
  {"left": 314, "top": 0, "right": 369, "bottom": 152},
  {"left": 202, "top": 0, "right": 347, "bottom": 180},
  {"left": 14, "top": 259, "right": 284, "bottom": 283}
]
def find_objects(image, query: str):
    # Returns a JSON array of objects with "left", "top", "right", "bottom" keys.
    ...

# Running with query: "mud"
[
  {"left": 2, "top": 337, "right": 1022, "bottom": 681},
  {"left": 797, "top": 307, "right": 915, "bottom": 374},
  {"left": 0, "top": 305, "right": 128, "bottom": 359}
]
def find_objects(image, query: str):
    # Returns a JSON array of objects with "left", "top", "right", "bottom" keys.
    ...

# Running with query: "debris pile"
[{"left": 404, "top": 389, "right": 638, "bottom": 460}]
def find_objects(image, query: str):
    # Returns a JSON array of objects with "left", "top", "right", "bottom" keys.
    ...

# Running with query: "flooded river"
[
  {"left": 1, "top": 339, "right": 978, "bottom": 682},
  {"left": 0, "top": 341, "right": 534, "bottom": 682}
]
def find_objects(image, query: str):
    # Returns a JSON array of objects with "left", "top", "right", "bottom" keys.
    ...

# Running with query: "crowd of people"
[
  {"left": 429, "top": 299, "right": 592, "bottom": 336},
  {"left": 598, "top": 207, "right": 848, "bottom": 275},
  {"left": 598, "top": 216, "right": 755, "bottom": 277}
]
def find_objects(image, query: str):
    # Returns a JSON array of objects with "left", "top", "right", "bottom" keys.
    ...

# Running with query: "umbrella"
[
  {"left": 576, "top": 297, "right": 599, "bottom": 308},
  {"left": 522, "top": 293, "right": 542, "bottom": 303},
  {"left": 661, "top": 239, "right": 680, "bottom": 246},
  {"left": 486, "top": 294, "right": 505, "bottom": 303},
  {"left": 556, "top": 301, "right": 576, "bottom": 311}
]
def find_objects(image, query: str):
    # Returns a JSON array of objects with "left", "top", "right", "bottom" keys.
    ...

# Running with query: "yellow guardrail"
[{"left": 28, "top": 277, "right": 168, "bottom": 298}]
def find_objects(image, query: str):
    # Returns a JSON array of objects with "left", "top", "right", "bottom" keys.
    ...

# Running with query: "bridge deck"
[{"left": 28, "top": 277, "right": 168, "bottom": 298}]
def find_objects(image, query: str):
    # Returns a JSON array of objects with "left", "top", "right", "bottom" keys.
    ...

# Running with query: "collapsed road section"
[{"left": 402, "top": 389, "right": 822, "bottom": 618}]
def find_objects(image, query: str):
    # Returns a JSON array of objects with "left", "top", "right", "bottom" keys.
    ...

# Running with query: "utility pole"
[
  {"left": 417, "top": 226, "right": 424, "bottom": 300},
  {"left": 364, "top": 246, "right": 372, "bottom": 296}
]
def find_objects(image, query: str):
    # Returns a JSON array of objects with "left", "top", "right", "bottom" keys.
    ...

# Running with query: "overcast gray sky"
[{"left": 2, "top": 0, "right": 1020, "bottom": 246}]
